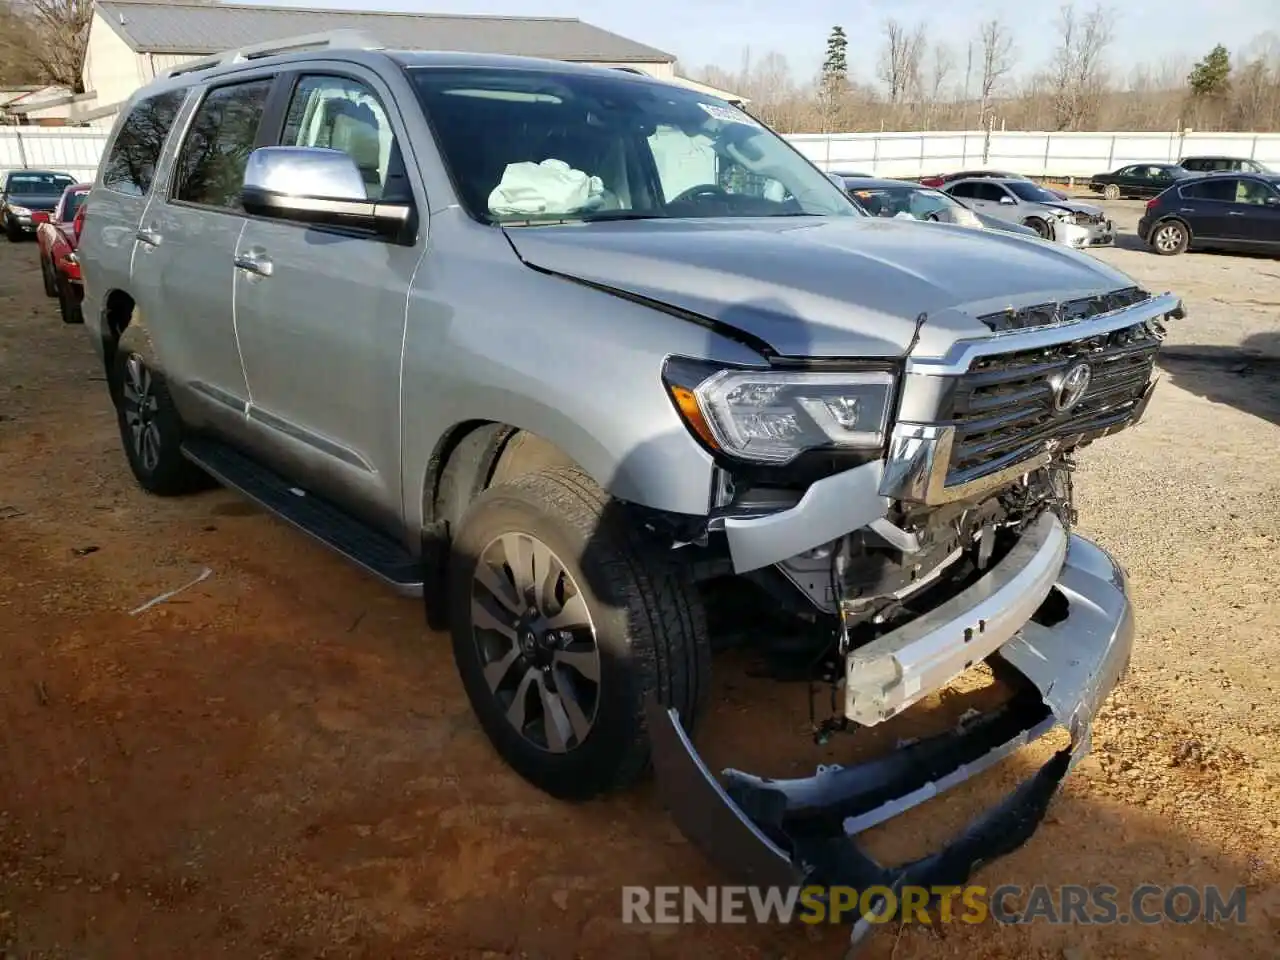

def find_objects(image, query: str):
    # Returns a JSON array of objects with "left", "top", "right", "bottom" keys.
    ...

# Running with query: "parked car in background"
[
  {"left": 1137, "top": 171, "right": 1280, "bottom": 256},
  {"left": 2, "top": 169, "right": 77, "bottom": 241},
  {"left": 1087, "top": 163, "right": 1196, "bottom": 199},
  {"left": 941, "top": 177, "right": 1114, "bottom": 247},
  {"left": 919, "top": 169, "right": 1070, "bottom": 200},
  {"left": 840, "top": 176, "right": 1040, "bottom": 238},
  {"left": 36, "top": 182, "right": 90, "bottom": 323},
  {"left": 1178, "top": 156, "right": 1272, "bottom": 175}
]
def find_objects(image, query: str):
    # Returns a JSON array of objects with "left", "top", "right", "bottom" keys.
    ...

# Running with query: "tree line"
[{"left": 695, "top": 3, "right": 1280, "bottom": 135}]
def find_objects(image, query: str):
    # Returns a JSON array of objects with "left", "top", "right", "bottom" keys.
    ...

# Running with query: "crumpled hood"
[
  {"left": 1039, "top": 199, "right": 1106, "bottom": 218},
  {"left": 504, "top": 216, "right": 1136, "bottom": 358}
]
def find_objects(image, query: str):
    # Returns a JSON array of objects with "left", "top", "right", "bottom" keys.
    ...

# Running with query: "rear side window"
[
  {"left": 1181, "top": 178, "right": 1239, "bottom": 201},
  {"left": 173, "top": 78, "right": 273, "bottom": 211},
  {"left": 102, "top": 89, "right": 187, "bottom": 197}
]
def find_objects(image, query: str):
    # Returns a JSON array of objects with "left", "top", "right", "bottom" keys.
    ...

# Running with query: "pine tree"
[
  {"left": 1188, "top": 44, "right": 1232, "bottom": 98},
  {"left": 818, "top": 27, "right": 849, "bottom": 132},
  {"left": 823, "top": 26, "right": 849, "bottom": 80}
]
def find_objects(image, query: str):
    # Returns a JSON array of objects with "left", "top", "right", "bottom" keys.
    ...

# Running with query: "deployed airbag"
[{"left": 488, "top": 158, "right": 605, "bottom": 217}]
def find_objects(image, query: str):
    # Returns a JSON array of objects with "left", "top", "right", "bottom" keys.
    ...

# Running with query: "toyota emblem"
[{"left": 1053, "top": 362, "right": 1092, "bottom": 412}]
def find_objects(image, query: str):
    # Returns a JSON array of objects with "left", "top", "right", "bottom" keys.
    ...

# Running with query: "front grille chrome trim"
[
  {"left": 906, "top": 291, "right": 1182, "bottom": 376},
  {"left": 882, "top": 376, "right": 1157, "bottom": 506}
]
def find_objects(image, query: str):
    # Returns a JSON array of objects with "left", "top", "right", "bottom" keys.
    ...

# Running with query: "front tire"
[
  {"left": 5, "top": 217, "right": 22, "bottom": 242},
  {"left": 1103, "top": 183, "right": 1121, "bottom": 200},
  {"left": 447, "top": 466, "right": 710, "bottom": 800},
  {"left": 109, "top": 328, "right": 206, "bottom": 495},
  {"left": 1150, "top": 220, "right": 1189, "bottom": 256},
  {"left": 1026, "top": 216, "right": 1051, "bottom": 239}
]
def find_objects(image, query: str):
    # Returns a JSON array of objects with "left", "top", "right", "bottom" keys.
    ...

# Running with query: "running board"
[{"left": 181, "top": 437, "right": 423, "bottom": 595}]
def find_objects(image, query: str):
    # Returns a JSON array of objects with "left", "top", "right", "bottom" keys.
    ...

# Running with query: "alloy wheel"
[
  {"left": 470, "top": 531, "right": 601, "bottom": 753},
  {"left": 121, "top": 354, "right": 162, "bottom": 472},
  {"left": 1154, "top": 224, "right": 1183, "bottom": 253}
]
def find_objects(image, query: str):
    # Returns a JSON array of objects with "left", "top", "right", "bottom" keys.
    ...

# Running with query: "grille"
[
  {"left": 1071, "top": 211, "right": 1104, "bottom": 226},
  {"left": 942, "top": 319, "right": 1160, "bottom": 487},
  {"left": 977, "top": 286, "right": 1148, "bottom": 333}
]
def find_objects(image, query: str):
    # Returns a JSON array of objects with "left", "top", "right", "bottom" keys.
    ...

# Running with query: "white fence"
[
  {"left": 4, "top": 124, "right": 1280, "bottom": 185},
  {"left": 0, "top": 127, "right": 106, "bottom": 182},
  {"left": 789, "top": 129, "right": 1280, "bottom": 180}
]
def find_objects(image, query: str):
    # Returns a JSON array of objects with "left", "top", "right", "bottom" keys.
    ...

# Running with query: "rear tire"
[
  {"left": 56, "top": 277, "right": 82, "bottom": 324},
  {"left": 1103, "top": 184, "right": 1121, "bottom": 200},
  {"left": 40, "top": 253, "right": 57, "bottom": 297},
  {"left": 109, "top": 326, "right": 207, "bottom": 495},
  {"left": 447, "top": 465, "right": 710, "bottom": 800},
  {"left": 1150, "top": 220, "right": 1189, "bottom": 256}
]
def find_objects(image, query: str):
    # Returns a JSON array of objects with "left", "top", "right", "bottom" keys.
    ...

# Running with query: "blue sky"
[{"left": 249, "top": 0, "right": 1276, "bottom": 83}]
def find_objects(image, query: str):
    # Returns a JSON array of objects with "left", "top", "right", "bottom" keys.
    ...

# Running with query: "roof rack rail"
[{"left": 163, "top": 30, "right": 385, "bottom": 79}]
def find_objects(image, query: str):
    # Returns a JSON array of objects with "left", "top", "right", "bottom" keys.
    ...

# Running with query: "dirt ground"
[{"left": 1, "top": 200, "right": 1277, "bottom": 960}]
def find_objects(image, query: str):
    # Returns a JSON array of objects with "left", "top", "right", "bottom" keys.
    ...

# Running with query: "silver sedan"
[{"left": 941, "top": 177, "right": 1115, "bottom": 249}]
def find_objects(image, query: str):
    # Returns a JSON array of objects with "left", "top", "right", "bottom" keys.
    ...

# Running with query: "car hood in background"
[
  {"left": 6, "top": 193, "right": 63, "bottom": 211},
  {"left": 504, "top": 216, "right": 1135, "bottom": 358}
]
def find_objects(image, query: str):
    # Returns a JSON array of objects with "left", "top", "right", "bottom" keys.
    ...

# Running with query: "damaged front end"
[
  {"left": 647, "top": 530, "right": 1133, "bottom": 948},
  {"left": 644, "top": 292, "right": 1179, "bottom": 949}
]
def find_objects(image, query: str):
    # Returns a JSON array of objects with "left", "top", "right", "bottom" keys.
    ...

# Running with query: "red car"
[{"left": 35, "top": 182, "right": 90, "bottom": 324}]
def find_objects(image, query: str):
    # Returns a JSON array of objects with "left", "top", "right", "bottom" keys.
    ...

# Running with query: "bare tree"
[
  {"left": 978, "top": 18, "right": 1016, "bottom": 125},
  {"left": 0, "top": 2, "right": 42, "bottom": 86},
  {"left": 878, "top": 19, "right": 926, "bottom": 105},
  {"left": 13, "top": 0, "right": 94, "bottom": 92},
  {"left": 921, "top": 43, "right": 956, "bottom": 127},
  {"left": 1048, "top": 2, "right": 1116, "bottom": 129}
]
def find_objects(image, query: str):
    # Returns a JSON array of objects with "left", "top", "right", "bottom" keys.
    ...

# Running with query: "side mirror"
[
  {"left": 1265, "top": 195, "right": 1280, "bottom": 207},
  {"left": 998, "top": 194, "right": 1016, "bottom": 205},
  {"left": 240, "top": 146, "right": 414, "bottom": 243},
  {"left": 31, "top": 211, "right": 50, "bottom": 225}
]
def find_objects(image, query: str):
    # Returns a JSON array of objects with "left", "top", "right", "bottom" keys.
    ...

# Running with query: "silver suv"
[{"left": 79, "top": 34, "right": 1183, "bottom": 920}]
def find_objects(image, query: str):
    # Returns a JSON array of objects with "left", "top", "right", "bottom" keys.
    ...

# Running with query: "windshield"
[
  {"left": 62, "top": 190, "right": 87, "bottom": 220},
  {"left": 409, "top": 66, "right": 858, "bottom": 224},
  {"left": 6, "top": 173, "right": 75, "bottom": 196},
  {"left": 1006, "top": 181, "right": 1062, "bottom": 203}
]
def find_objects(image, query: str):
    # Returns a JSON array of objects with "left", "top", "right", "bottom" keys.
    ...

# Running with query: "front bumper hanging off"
[{"left": 646, "top": 527, "right": 1134, "bottom": 949}]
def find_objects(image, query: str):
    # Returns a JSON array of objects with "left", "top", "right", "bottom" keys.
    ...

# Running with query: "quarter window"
[
  {"left": 101, "top": 89, "right": 186, "bottom": 197},
  {"left": 281, "top": 75, "right": 402, "bottom": 201},
  {"left": 173, "top": 79, "right": 273, "bottom": 210}
]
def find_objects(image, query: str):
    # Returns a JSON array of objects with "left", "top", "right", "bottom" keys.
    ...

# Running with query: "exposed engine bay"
[{"left": 777, "top": 458, "right": 1077, "bottom": 626}]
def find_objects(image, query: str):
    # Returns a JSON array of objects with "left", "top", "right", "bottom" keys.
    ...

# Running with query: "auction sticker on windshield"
[{"left": 698, "top": 102, "right": 760, "bottom": 126}]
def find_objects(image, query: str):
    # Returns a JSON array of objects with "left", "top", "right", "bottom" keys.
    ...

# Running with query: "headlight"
[
  {"left": 8, "top": 205, "right": 31, "bottom": 217},
  {"left": 667, "top": 364, "right": 895, "bottom": 464}
]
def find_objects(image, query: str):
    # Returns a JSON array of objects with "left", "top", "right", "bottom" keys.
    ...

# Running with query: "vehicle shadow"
[
  {"left": 1114, "top": 232, "right": 1150, "bottom": 253},
  {"left": 1156, "top": 332, "right": 1280, "bottom": 427}
]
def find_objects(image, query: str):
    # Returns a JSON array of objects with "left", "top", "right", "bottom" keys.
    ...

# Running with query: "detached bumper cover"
[{"left": 648, "top": 533, "right": 1133, "bottom": 947}]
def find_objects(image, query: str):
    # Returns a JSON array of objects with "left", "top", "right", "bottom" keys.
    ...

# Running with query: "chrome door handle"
[
  {"left": 135, "top": 228, "right": 161, "bottom": 246},
  {"left": 233, "top": 251, "right": 273, "bottom": 276},
  {"left": 1226, "top": 210, "right": 1245, "bottom": 216}
]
